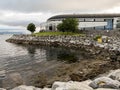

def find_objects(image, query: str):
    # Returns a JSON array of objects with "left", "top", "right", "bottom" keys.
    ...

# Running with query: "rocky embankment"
[
  {"left": 6, "top": 34, "right": 120, "bottom": 90},
  {"left": 0, "top": 69, "right": 120, "bottom": 90},
  {"left": 6, "top": 34, "right": 120, "bottom": 51}
]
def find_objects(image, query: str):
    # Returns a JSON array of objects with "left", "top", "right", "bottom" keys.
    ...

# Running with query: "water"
[{"left": 0, "top": 35, "right": 92, "bottom": 88}]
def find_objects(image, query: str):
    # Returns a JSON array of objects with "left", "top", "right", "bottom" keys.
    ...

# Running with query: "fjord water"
[{"left": 0, "top": 34, "right": 92, "bottom": 88}]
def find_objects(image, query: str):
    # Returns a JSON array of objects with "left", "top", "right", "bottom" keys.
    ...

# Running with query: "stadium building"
[{"left": 40, "top": 14, "right": 120, "bottom": 31}]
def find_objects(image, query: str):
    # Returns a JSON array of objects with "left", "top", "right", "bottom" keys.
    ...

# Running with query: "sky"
[{"left": 0, "top": 0, "right": 120, "bottom": 32}]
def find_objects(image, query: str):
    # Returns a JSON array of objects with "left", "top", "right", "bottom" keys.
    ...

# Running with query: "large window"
[
  {"left": 95, "top": 18, "right": 105, "bottom": 22},
  {"left": 79, "top": 18, "right": 85, "bottom": 22},
  {"left": 85, "top": 18, "right": 94, "bottom": 22}
]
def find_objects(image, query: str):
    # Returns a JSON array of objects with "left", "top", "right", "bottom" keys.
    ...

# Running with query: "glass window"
[{"left": 95, "top": 18, "right": 104, "bottom": 22}]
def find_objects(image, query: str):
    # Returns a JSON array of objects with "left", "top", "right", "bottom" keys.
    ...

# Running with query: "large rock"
[
  {"left": 95, "top": 88, "right": 118, "bottom": 90},
  {"left": 0, "top": 88, "right": 6, "bottom": 90},
  {"left": 108, "top": 69, "right": 120, "bottom": 81},
  {"left": 52, "top": 82, "right": 66, "bottom": 90},
  {"left": 42, "top": 88, "right": 51, "bottom": 90},
  {"left": 12, "top": 85, "right": 42, "bottom": 90},
  {"left": 89, "top": 77, "right": 120, "bottom": 89},
  {"left": 52, "top": 81, "right": 93, "bottom": 90}
]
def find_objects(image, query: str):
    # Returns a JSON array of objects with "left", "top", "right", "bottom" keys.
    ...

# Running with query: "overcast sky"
[{"left": 0, "top": 0, "right": 120, "bottom": 31}]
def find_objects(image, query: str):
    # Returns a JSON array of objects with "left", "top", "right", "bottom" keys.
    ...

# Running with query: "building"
[{"left": 40, "top": 14, "right": 120, "bottom": 31}]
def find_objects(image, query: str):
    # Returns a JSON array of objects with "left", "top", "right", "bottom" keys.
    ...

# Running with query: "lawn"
[{"left": 33, "top": 31, "right": 85, "bottom": 36}]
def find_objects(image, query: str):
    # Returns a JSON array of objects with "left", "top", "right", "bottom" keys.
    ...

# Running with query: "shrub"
[
  {"left": 57, "top": 18, "right": 79, "bottom": 33},
  {"left": 27, "top": 23, "right": 36, "bottom": 34}
]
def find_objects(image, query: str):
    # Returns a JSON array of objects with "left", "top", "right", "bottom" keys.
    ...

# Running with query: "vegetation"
[
  {"left": 57, "top": 18, "right": 79, "bottom": 32},
  {"left": 33, "top": 31, "right": 85, "bottom": 36},
  {"left": 27, "top": 23, "right": 36, "bottom": 34}
]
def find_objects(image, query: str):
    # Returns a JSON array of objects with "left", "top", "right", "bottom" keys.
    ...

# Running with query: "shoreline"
[{"left": 5, "top": 34, "right": 120, "bottom": 90}]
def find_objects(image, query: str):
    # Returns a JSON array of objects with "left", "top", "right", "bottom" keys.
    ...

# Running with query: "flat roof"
[{"left": 47, "top": 14, "right": 120, "bottom": 21}]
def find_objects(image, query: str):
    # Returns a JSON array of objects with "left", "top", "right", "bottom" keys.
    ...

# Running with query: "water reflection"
[
  {"left": 27, "top": 45, "right": 36, "bottom": 58},
  {"left": 25, "top": 45, "right": 92, "bottom": 63}
]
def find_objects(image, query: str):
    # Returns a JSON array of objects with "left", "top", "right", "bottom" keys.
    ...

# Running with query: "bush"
[
  {"left": 27, "top": 23, "right": 36, "bottom": 34},
  {"left": 57, "top": 18, "right": 79, "bottom": 33}
]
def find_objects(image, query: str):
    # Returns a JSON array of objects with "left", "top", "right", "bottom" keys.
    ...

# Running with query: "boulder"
[
  {"left": 80, "top": 80, "right": 92, "bottom": 86},
  {"left": 42, "top": 88, "right": 51, "bottom": 90},
  {"left": 0, "top": 88, "right": 6, "bottom": 90},
  {"left": 89, "top": 77, "right": 120, "bottom": 89},
  {"left": 12, "top": 85, "right": 42, "bottom": 90},
  {"left": 52, "top": 82, "right": 66, "bottom": 90},
  {"left": 65, "top": 81, "right": 93, "bottom": 90},
  {"left": 95, "top": 88, "right": 118, "bottom": 90},
  {"left": 52, "top": 81, "right": 93, "bottom": 90},
  {"left": 108, "top": 69, "right": 120, "bottom": 82}
]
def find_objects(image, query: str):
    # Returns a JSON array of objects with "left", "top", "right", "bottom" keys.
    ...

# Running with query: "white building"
[{"left": 40, "top": 14, "right": 120, "bottom": 31}]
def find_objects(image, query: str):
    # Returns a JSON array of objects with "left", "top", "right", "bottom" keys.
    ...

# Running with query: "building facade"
[{"left": 40, "top": 14, "right": 120, "bottom": 31}]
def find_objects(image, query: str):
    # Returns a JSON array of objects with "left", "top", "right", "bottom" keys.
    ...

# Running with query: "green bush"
[
  {"left": 27, "top": 23, "right": 36, "bottom": 34},
  {"left": 57, "top": 18, "right": 79, "bottom": 33}
]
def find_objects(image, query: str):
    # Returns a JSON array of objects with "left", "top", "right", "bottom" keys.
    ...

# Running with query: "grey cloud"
[
  {"left": 0, "top": 0, "right": 120, "bottom": 29},
  {"left": 0, "top": 0, "right": 119, "bottom": 13},
  {"left": 0, "top": 19, "right": 40, "bottom": 27}
]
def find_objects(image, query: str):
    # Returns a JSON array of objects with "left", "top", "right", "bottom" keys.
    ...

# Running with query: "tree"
[
  {"left": 27, "top": 23, "right": 36, "bottom": 33},
  {"left": 57, "top": 18, "right": 79, "bottom": 32}
]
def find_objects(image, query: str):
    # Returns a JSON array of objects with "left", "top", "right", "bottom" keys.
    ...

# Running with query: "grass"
[{"left": 33, "top": 31, "right": 85, "bottom": 36}]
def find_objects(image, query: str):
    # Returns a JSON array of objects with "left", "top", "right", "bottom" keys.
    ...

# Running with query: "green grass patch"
[{"left": 33, "top": 31, "right": 85, "bottom": 36}]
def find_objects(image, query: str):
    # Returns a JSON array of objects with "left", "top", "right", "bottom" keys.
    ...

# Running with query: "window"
[
  {"left": 95, "top": 18, "right": 105, "bottom": 22},
  {"left": 85, "top": 18, "right": 94, "bottom": 21},
  {"left": 79, "top": 18, "right": 84, "bottom": 21}
]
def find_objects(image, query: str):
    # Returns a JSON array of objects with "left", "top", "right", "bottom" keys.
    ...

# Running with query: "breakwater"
[
  {"left": 6, "top": 35, "right": 93, "bottom": 48},
  {"left": 6, "top": 34, "right": 120, "bottom": 51}
]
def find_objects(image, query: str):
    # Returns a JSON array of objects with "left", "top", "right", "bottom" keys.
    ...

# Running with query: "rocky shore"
[
  {"left": 0, "top": 69, "right": 120, "bottom": 90},
  {"left": 5, "top": 33, "right": 120, "bottom": 90}
]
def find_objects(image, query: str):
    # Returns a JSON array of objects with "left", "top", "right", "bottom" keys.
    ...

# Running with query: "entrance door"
[{"left": 105, "top": 19, "right": 113, "bottom": 30}]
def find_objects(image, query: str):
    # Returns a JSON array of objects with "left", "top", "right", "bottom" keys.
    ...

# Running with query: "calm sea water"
[{"left": 0, "top": 35, "right": 92, "bottom": 88}]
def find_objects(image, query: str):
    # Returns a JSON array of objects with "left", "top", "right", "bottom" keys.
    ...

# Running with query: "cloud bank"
[{"left": 0, "top": 0, "right": 120, "bottom": 30}]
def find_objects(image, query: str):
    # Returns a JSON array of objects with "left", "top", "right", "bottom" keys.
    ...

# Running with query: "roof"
[{"left": 47, "top": 14, "right": 120, "bottom": 21}]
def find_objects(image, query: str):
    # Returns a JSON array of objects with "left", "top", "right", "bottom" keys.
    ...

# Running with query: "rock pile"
[{"left": 0, "top": 69, "right": 120, "bottom": 90}]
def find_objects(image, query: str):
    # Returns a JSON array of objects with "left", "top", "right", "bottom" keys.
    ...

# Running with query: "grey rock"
[
  {"left": 0, "top": 88, "right": 6, "bottom": 90},
  {"left": 12, "top": 85, "right": 42, "bottom": 90},
  {"left": 95, "top": 88, "right": 118, "bottom": 90},
  {"left": 108, "top": 69, "right": 120, "bottom": 82},
  {"left": 89, "top": 77, "right": 120, "bottom": 89},
  {"left": 52, "top": 81, "right": 93, "bottom": 90}
]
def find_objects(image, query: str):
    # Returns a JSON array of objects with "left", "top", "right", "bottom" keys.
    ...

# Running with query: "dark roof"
[{"left": 47, "top": 14, "right": 120, "bottom": 21}]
